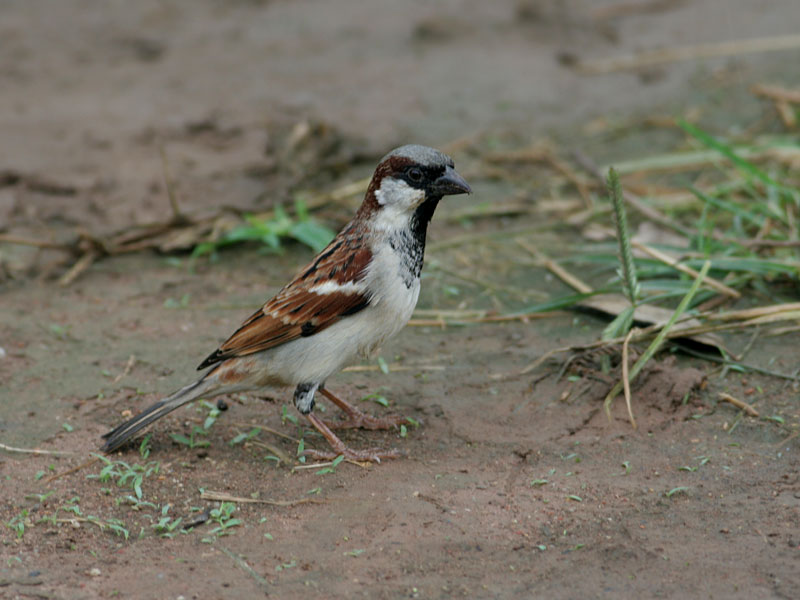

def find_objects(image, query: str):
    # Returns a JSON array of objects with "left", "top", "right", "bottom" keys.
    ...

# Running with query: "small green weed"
[
  {"left": 229, "top": 427, "right": 261, "bottom": 446},
  {"left": 152, "top": 504, "right": 183, "bottom": 538},
  {"left": 275, "top": 560, "right": 297, "bottom": 572},
  {"left": 88, "top": 455, "right": 160, "bottom": 500},
  {"left": 665, "top": 486, "right": 690, "bottom": 498},
  {"left": 139, "top": 433, "right": 152, "bottom": 459},
  {"left": 6, "top": 509, "right": 29, "bottom": 539},
  {"left": 32, "top": 496, "right": 130, "bottom": 540},
  {"left": 170, "top": 426, "right": 210, "bottom": 449},
  {"left": 201, "top": 502, "right": 241, "bottom": 543},
  {"left": 315, "top": 455, "right": 344, "bottom": 475},
  {"left": 281, "top": 404, "right": 298, "bottom": 425},
  {"left": 167, "top": 399, "right": 221, "bottom": 448},
  {"left": 164, "top": 294, "right": 191, "bottom": 308},
  {"left": 192, "top": 200, "right": 335, "bottom": 258},
  {"left": 199, "top": 400, "right": 222, "bottom": 430},
  {"left": 25, "top": 491, "right": 55, "bottom": 503},
  {"left": 117, "top": 495, "right": 157, "bottom": 511},
  {"left": 101, "top": 518, "right": 130, "bottom": 540},
  {"left": 376, "top": 356, "right": 390, "bottom": 374},
  {"left": 361, "top": 393, "right": 390, "bottom": 407}
]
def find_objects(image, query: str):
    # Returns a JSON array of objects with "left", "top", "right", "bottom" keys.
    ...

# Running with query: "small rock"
[
  {"left": 88, "top": 568, "right": 101, "bottom": 577},
  {"left": 0, "top": 347, "right": 6, "bottom": 359}
]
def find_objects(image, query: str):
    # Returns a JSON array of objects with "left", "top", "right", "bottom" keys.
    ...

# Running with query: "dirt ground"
[{"left": 2, "top": 1, "right": 800, "bottom": 599}]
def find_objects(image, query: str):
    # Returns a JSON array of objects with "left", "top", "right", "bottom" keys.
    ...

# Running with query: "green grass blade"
[
  {"left": 607, "top": 167, "right": 640, "bottom": 306},
  {"left": 602, "top": 306, "right": 635, "bottom": 341},
  {"left": 677, "top": 120, "right": 785, "bottom": 191},
  {"left": 689, "top": 186, "right": 765, "bottom": 228},
  {"left": 603, "top": 260, "right": 711, "bottom": 421}
]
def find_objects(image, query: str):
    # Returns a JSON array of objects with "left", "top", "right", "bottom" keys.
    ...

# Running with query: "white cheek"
[
  {"left": 373, "top": 177, "right": 424, "bottom": 232},
  {"left": 374, "top": 177, "right": 424, "bottom": 209}
]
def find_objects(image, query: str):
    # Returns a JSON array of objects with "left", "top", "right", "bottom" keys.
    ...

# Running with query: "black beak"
[{"left": 433, "top": 165, "right": 472, "bottom": 196}]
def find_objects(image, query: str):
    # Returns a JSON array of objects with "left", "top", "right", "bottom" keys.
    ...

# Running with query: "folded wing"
[{"left": 198, "top": 235, "right": 373, "bottom": 370}]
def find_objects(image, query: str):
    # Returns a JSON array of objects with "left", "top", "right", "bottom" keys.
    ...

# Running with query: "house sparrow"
[{"left": 101, "top": 145, "right": 471, "bottom": 462}]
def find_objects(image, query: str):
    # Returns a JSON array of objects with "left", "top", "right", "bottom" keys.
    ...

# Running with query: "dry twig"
[
  {"left": 58, "top": 251, "right": 98, "bottom": 286},
  {"left": 751, "top": 84, "right": 800, "bottom": 104},
  {"left": 718, "top": 392, "right": 759, "bottom": 417},
  {"left": 0, "top": 442, "right": 73, "bottom": 456},
  {"left": 43, "top": 456, "right": 100, "bottom": 483},
  {"left": 751, "top": 84, "right": 800, "bottom": 127},
  {"left": 592, "top": 0, "right": 687, "bottom": 20},
  {"left": 575, "top": 34, "right": 800, "bottom": 74},
  {"left": 631, "top": 240, "right": 740, "bottom": 298},
  {"left": 621, "top": 329, "right": 638, "bottom": 428},
  {"left": 521, "top": 302, "right": 800, "bottom": 377},
  {"left": 515, "top": 238, "right": 593, "bottom": 294},
  {"left": 230, "top": 422, "right": 300, "bottom": 443},
  {"left": 112, "top": 355, "right": 136, "bottom": 384},
  {"left": 0, "top": 234, "right": 73, "bottom": 251},
  {"left": 247, "top": 440, "right": 295, "bottom": 465},
  {"left": 200, "top": 490, "right": 323, "bottom": 506},
  {"left": 292, "top": 458, "right": 369, "bottom": 470}
]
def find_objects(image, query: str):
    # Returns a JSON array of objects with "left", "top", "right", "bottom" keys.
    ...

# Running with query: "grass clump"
[
  {"left": 511, "top": 116, "right": 800, "bottom": 422},
  {"left": 192, "top": 200, "right": 335, "bottom": 258},
  {"left": 88, "top": 455, "right": 160, "bottom": 500}
]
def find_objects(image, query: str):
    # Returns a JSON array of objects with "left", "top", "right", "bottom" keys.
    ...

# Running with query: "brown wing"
[{"left": 197, "top": 230, "right": 373, "bottom": 370}]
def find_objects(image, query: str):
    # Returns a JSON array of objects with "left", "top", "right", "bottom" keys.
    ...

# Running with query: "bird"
[{"left": 101, "top": 144, "right": 471, "bottom": 462}]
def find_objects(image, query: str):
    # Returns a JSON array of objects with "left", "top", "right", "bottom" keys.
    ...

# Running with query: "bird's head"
[{"left": 358, "top": 144, "right": 471, "bottom": 231}]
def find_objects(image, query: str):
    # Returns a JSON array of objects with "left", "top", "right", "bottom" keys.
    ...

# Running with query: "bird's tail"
[{"left": 100, "top": 377, "right": 216, "bottom": 453}]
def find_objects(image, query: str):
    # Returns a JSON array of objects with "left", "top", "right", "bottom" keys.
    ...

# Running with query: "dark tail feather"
[{"left": 101, "top": 378, "right": 213, "bottom": 453}]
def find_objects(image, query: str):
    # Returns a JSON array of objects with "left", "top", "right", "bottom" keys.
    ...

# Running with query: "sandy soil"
[{"left": 2, "top": 1, "right": 800, "bottom": 598}]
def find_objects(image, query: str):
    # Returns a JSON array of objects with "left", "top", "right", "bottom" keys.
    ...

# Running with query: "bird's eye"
[{"left": 407, "top": 167, "right": 423, "bottom": 183}]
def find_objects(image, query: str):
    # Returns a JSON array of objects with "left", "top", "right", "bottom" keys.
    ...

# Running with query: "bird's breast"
[
  {"left": 387, "top": 229, "right": 425, "bottom": 288},
  {"left": 248, "top": 250, "right": 420, "bottom": 385},
  {"left": 358, "top": 243, "right": 422, "bottom": 353}
]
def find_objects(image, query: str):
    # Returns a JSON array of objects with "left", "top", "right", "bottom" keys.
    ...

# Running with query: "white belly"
[
  {"left": 262, "top": 289, "right": 417, "bottom": 384},
  {"left": 263, "top": 247, "right": 420, "bottom": 385}
]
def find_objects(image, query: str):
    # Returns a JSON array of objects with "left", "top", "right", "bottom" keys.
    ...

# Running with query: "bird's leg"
[
  {"left": 303, "top": 413, "right": 403, "bottom": 463},
  {"left": 318, "top": 387, "right": 410, "bottom": 430},
  {"left": 293, "top": 383, "right": 403, "bottom": 463}
]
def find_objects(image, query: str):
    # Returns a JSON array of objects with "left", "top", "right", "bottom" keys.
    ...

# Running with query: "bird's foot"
[
  {"left": 305, "top": 413, "right": 404, "bottom": 464},
  {"left": 319, "top": 387, "right": 411, "bottom": 431}
]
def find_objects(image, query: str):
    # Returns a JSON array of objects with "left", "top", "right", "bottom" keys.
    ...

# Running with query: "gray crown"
[{"left": 381, "top": 144, "right": 454, "bottom": 168}]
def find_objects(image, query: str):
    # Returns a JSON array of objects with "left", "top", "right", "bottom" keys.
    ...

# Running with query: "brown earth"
[{"left": 2, "top": 1, "right": 800, "bottom": 599}]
